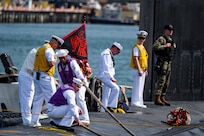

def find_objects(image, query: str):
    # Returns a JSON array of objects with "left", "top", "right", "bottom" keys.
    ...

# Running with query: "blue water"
[{"left": 0, "top": 23, "right": 139, "bottom": 87}]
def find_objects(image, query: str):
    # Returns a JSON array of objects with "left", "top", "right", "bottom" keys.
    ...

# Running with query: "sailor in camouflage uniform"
[{"left": 153, "top": 24, "right": 176, "bottom": 106}]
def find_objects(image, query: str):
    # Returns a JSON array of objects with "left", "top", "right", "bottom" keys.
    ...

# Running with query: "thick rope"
[{"left": 84, "top": 85, "right": 136, "bottom": 136}]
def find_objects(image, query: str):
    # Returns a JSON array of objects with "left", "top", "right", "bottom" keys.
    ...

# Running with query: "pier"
[{"left": 0, "top": 7, "right": 90, "bottom": 23}]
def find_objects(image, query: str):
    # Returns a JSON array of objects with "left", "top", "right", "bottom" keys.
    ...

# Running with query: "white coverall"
[
  {"left": 47, "top": 88, "right": 80, "bottom": 127},
  {"left": 18, "top": 48, "right": 36, "bottom": 125},
  {"left": 98, "top": 48, "right": 120, "bottom": 112},
  {"left": 131, "top": 46, "right": 146, "bottom": 107},
  {"left": 57, "top": 58, "right": 90, "bottom": 124},
  {"left": 31, "top": 47, "right": 57, "bottom": 125}
]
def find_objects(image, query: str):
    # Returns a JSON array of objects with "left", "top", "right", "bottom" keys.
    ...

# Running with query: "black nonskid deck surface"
[{"left": 0, "top": 101, "right": 204, "bottom": 136}]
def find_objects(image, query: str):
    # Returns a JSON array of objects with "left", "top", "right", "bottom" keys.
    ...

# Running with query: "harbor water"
[{"left": 0, "top": 23, "right": 139, "bottom": 91}]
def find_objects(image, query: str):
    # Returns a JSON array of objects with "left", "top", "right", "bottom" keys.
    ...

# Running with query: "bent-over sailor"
[
  {"left": 18, "top": 48, "right": 37, "bottom": 126},
  {"left": 99, "top": 42, "right": 123, "bottom": 112},
  {"left": 47, "top": 78, "right": 83, "bottom": 128}
]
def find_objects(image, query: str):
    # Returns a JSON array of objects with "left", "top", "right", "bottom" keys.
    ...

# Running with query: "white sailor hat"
[
  {"left": 113, "top": 42, "right": 123, "bottom": 51},
  {"left": 56, "top": 49, "right": 69, "bottom": 57},
  {"left": 73, "top": 77, "right": 83, "bottom": 86},
  {"left": 137, "top": 30, "right": 148, "bottom": 38},
  {"left": 51, "top": 35, "right": 64, "bottom": 45},
  {"left": 44, "top": 40, "right": 50, "bottom": 43}
]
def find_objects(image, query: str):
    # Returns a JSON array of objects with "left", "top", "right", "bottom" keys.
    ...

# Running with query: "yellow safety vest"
[
  {"left": 130, "top": 43, "right": 148, "bottom": 70},
  {"left": 34, "top": 44, "right": 55, "bottom": 76}
]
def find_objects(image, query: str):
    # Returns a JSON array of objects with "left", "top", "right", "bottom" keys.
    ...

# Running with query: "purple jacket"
[
  {"left": 49, "top": 85, "right": 75, "bottom": 106},
  {"left": 58, "top": 58, "right": 75, "bottom": 84}
]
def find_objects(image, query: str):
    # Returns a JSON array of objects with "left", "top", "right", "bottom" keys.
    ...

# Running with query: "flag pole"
[{"left": 83, "top": 15, "right": 87, "bottom": 24}]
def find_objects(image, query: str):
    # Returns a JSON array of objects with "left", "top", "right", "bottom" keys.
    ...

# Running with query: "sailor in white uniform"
[
  {"left": 18, "top": 48, "right": 37, "bottom": 126},
  {"left": 98, "top": 42, "right": 123, "bottom": 112},
  {"left": 47, "top": 78, "right": 83, "bottom": 128},
  {"left": 30, "top": 35, "right": 64, "bottom": 127},
  {"left": 130, "top": 30, "right": 148, "bottom": 108},
  {"left": 56, "top": 49, "right": 90, "bottom": 126}
]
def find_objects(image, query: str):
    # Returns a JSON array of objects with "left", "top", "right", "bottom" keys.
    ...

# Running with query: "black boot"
[
  {"left": 50, "top": 121, "right": 74, "bottom": 132},
  {"left": 154, "top": 95, "right": 165, "bottom": 106},
  {"left": 161, "top": 95, "right": 171, "bottom": 106}
]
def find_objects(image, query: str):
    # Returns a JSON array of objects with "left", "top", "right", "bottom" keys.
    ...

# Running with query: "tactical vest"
[
  {"left": 34, "top": 44, "right": 55, "bottom": 76},
  {"left": 154, "top": 36, "right": 176, "bottom": 61},
  {"left": 130, "top": 43, "right": 148, "bottom": 70}
]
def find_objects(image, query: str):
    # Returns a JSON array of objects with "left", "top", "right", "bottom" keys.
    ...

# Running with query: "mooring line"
[
  {"left": 84, "top": 85, "right": 136, "bottom": 136},
  {"left": 81, "top": 125, "right": 101, "bottom": 136}
]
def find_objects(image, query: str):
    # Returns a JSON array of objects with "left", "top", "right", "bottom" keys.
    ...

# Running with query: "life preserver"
[{"left": 86, "top": 76, "right": 102, "bottom": 112}]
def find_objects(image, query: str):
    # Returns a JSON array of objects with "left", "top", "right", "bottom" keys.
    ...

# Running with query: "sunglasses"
[{"left": 138, "top": 37, "right": 146, "bottom": 40}]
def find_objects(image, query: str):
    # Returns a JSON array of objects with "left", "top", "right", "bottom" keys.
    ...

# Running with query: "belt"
[{"left": 34, "top": 70, "right": 52, "bottom": 76}]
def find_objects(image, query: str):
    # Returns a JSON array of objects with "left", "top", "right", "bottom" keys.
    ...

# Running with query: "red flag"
[{"left": 62, "top": 23, "right": 88, "bottom": 60}]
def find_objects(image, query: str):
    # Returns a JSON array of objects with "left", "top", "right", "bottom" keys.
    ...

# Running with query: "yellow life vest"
[
  {"left": 44, "top": 43, "right": 51, "bottom": 48},
  {"left": 34, "top": 44, "right": 55, "bottom": 76},
  {"left": 129, "top": 43, "right": 148, "bottom": 70}
]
